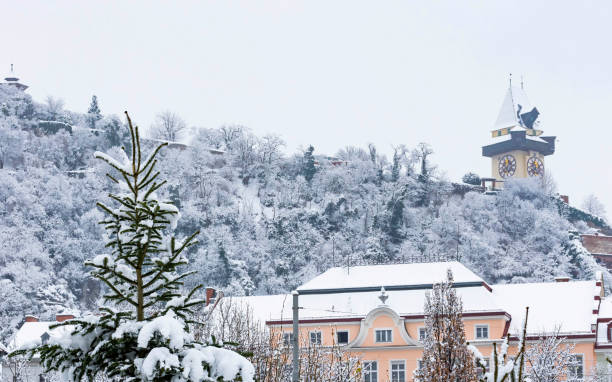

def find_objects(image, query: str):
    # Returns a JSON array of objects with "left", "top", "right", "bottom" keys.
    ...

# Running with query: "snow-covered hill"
[{"left": 0, "top": 86, "right": 609, "bottom": 342}]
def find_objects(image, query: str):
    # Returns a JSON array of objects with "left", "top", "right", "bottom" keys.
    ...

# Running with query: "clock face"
[
  {"left": 498, "top": 155, "right": 516, "bottom": 178},
  {"left": 527, "top": 156, "right": 544, "bottom": 177}
]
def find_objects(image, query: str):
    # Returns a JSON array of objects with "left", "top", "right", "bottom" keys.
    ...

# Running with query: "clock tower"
[{"left": 482, "top": 82, "right": 555, "bottom": 188}]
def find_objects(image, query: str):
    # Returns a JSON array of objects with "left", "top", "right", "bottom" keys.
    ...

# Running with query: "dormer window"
[
  {"left": 41, "top": 332, "right": 50, "bottom": 345},
  {"left": 375, "top": 329, "right": 392, "bottom": 343},
  {"left": 475, "top": 325, "right": 489, "bottom": 339}
]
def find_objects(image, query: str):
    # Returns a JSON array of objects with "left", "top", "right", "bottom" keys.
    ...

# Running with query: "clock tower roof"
[{"left": 494, "top": 85, "right": 541, "bottom": 131}]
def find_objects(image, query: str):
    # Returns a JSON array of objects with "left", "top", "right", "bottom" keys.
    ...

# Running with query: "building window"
[
  {"left": 568, "top": 354, "right": 584, "bottom": 380},
  {"left": 476, "top": 358, "right": 490, "bottom": 378},
  {"left": 282, "top": 332, "right": 293, "bottom": 347},
  {"left": 309, "top": 331, "right": 322, "bottom": 345},
  {"left": 390, "top": 360, "right": 406, "bottom": 382},
  {"left": 375, "top": 329, "right": 392, "bottom": 343},
  {"left": 336, "top": 330, "right": 349, "bottom": 345},
  {"left": 418, "top": 327, "right": 427, "bottom": 342},
  {"left": 416, "top": 359, "right": 424, "bottom": 371},
  {"left": 475, "top": 325, "right": 489, "bottom": 339},
  {"left": 363, "top": 361, "right": 378, "bottom": 382}
]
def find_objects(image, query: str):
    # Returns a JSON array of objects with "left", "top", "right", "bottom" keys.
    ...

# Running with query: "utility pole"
[{"left": 292, "top": 290, "right": 299, "bottom": 382}]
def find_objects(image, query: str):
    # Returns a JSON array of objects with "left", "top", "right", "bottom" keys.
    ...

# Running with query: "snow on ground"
[{"left": 234, "top": 181, "right": 273, "bottom": 221}]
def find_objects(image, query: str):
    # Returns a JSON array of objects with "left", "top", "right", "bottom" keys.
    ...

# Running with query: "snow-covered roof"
[
  {"left": 494, "top": 85, "right": 541, "bottom": 130},
  {"left": 230, "top": 263, "right": 599, "bottom": 338},
  {"left": 598, "top": 298, "right": 612, "bottom": 318},
  {"left": 7, "top": 321, "right": 72, "bottom": 351},
  {"left": 228, "top": 294, "right": 294, "bottom": 324},
  {"left": 233, "top": 285, "right": 501, "bottom": 324},
  {"left": 492, "top": 281, "right": 597, "bottom": 336},
  {"left": 297, "top": 261, "right": 484, "bottom": 292},
  {"left": 8, "top": 322, "right": 52, "bottom": 350}
]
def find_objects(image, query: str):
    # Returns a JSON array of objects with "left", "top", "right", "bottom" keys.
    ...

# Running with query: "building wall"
[
  {"left": 275, "top": 310, "right": 598, "bottom": 381},
  {"left": 490, "top": 149, "right": 545, "bottom": 182},
  {"left": 1, "top": 359, "right": 46, "bottom": 382}
]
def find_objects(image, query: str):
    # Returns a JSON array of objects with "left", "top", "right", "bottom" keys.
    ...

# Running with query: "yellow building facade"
[
  {"left": 238, "top": 262, "right": 612, "bottom": 381},
  {"left": 482, "top": 85, "right": 555, "bottom": 188}
]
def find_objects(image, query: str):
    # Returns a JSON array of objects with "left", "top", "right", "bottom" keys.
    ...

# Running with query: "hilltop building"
[
  {"left": 1, "top": 314, "right": 75, "bottom": 381},
  {"left": 583, "top": 234, "right": 612, "bottom": 271},
  {"left": 3, "top": 64, "right": 28, "bottom": 91},
  {"left": 481, "top": 82, "right": 555, "bottom": 190},
  {"left": 230, "top": 261, "right": 612, "bottom": 381}
]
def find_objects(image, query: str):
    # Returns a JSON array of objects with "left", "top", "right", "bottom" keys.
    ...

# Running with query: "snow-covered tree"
[
  {"left": 462, "top": 172, "right": 481, "bottom": 186},
  {"left": 14, "top": 112, "right": 254, "bottom": 382},
  {"left": 199, "top": 298, "right": 361, "bottom": 382},
  {"left": 87, "top": 95, "right": 102, "bottom": 129},
  {"left": 471, "top": 307, "right": 529, "bottom": 382},
  {"left": 414, "top": 269, "right": 476, "bottom": 382},
  {"left": 525, "top": 328, "right": 575, "bottom": 382},
  {"left": 581, "top": 194, "right": 607, "bottom": 221},
  {"left": 302, "top": 145, "right": 316, "bottom": 182},
  {"left": 151, "top": 111, "right": 187, "bottom": 142}
]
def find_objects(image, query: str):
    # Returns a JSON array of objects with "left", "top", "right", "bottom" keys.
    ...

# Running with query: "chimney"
[
  {"left": 559, "top": 195, "right": 569, "bottom": 204},
  {"left": 56, "top": 314, "right": 75, "bottom": 322},
  {"left": 25, "top": 315, "right": 39, "bottom": 323},
  {"left": 555, "top": 276, "right": 570, "bottom": 283},
  {"left": 205, "top": 288, "right": 216, "bottom": 306}
]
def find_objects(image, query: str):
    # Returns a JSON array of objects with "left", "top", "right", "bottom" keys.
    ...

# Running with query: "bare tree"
[
  {"left": 258, "top": 134, "right": 285, "bottom": 166},
  {"left": 45, "top": 96, "right": 65, "bottom": 120},
  {"left": 233, "top": 132, "right": 259, "bottom": 182},
  {"left": 194, "top": 298, "right": 362, "bottom": 382},
  {"left": 336, "top": 146, "right": 369, "bottom": 161},
  {"left": 525, "top": 328, "right": 575, "bottom": 382},
  {"left": 219, "top": 125, "right": 245, "bottom": 150},
  {"left": 582, "top": 194, "right": 607, "bottom": 219},
  {"left": 413, "top": 142, "right": 435, "bottom": 177},
  {"left": 539, "top": 170, "right": 557, "bottom": 196},
  {"left": 151, "top": 111, "right": 187, "bottom": 141}
]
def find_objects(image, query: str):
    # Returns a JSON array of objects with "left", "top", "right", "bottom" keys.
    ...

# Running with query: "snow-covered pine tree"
[
  {"left": 16, "top": 112, "right": 254, "bottom": 382},
  {"left": 302, "top": 145, "right": 316, "bottom": 182},
  {"left": 87, "top": 95, "right": 102, "bottom": 129},
  {"left": 414, "top": 269, "right": 476, "bottom": 382}
]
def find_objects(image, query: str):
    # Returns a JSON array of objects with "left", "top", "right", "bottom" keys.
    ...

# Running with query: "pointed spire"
[
  {"left": 4, "top": 64, "right": 28, "bottom": 91},
  {"left": 493, "top": 78, "right": 540, "bottom": 131},
  {"left": 494, "top": 86, "right": 518, "bottom": 129}
]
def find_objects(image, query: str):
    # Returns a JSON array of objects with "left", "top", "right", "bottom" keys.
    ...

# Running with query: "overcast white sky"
[{"left": 3, "top": 1, "right": 611, "bottom": 220}]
